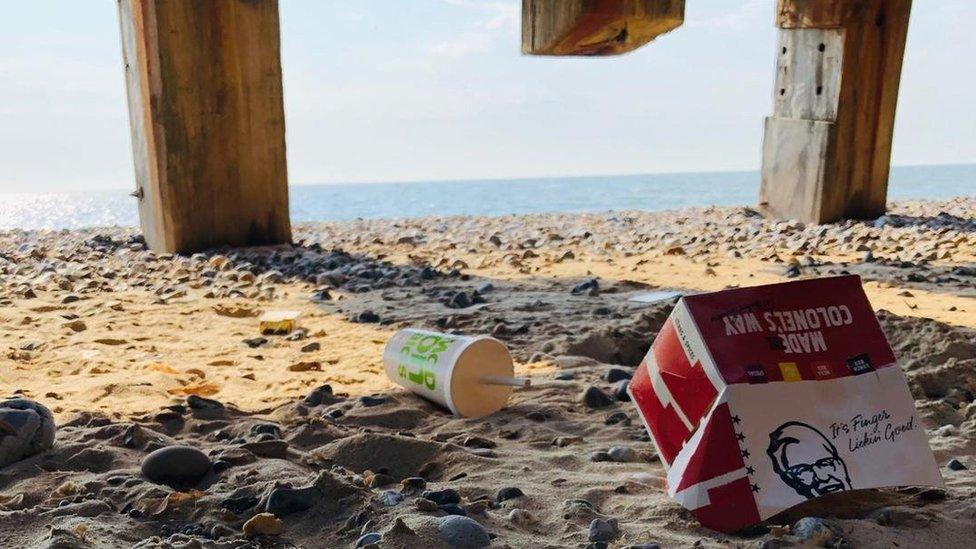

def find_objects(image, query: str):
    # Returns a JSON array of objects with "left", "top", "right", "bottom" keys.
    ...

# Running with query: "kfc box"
[{"left": 627, "top": 275, "right": 943, "bottom": 533}]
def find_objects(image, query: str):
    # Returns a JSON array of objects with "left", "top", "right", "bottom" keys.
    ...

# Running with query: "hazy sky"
[{"left": 1, "top": 0, "right": 974, "bottom": 193}]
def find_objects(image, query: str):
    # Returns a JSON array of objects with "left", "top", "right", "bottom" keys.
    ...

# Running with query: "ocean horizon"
[{"left": 1, "top": 163, "right": 973, "bottom": 231}]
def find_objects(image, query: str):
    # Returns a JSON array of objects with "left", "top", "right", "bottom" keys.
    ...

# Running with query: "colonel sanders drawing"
[{"left": 767, "top": 421, "right": 852, "bottom": 498}]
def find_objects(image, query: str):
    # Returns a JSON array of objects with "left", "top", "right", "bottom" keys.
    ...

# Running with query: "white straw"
[{"left": 479, "top": 375, "right": 531, "bottom": 388}]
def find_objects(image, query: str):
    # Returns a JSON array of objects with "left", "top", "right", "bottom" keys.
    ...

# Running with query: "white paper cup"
[{"left": 383, "top": 329, "right": 516, "bottom": 418}]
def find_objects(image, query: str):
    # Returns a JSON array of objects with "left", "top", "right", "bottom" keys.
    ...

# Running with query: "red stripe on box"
[
  {"left": 629, "top": 359, "right": 691, "bottom": 465},
  {"left": 674, "top": 403, "right": 747, "bottom": 492},
  {"left": 691, "top": 476, "right": 762, "bottom": 534},
  {"left": 654, "top": 320, "right": 718, "bottom": 425}
]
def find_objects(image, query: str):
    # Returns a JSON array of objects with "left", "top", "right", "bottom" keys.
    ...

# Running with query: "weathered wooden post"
[
  {"left": 522, "top": 0, "right": 684, "bottom": 56},
  {"left": 117, "top": 0, "right": 291, "bottom": 253},
  {"left": 759, "top": 0, "right": 912, "bottom": 223}
]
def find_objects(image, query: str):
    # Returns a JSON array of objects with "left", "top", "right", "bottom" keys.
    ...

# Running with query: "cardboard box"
[{"left": 627, "top": 275, "right": 942, "bottom": 533}]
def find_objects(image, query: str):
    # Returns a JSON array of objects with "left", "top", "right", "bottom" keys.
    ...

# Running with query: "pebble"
[
  {"left": 415, "top": 497, "right": 439, "bottom": 512},
  {"left": 495, "top": 486, "right": 524, "bottom": 503},
  {"left": 614, "top": 379, "right": 631, "bottom": 402},
  {"left": 368, "top": 473, "right": 396, "bottom": 488},
  {"left": 571, "top": 279, "right": 599, "bottom": 296},
  {"left": 464, "top": 499, "right": 490, "bottom": 515},
  {"left": 140, "top": 445, "right": 211, "bottom": 490},
  {"left": 423, "top": 488, "right": 461, "bottom": 505},
  {"left": 379, "top": 490, "right": 403, "bottom": 506},
  {"left": 605, "top": 411, "right": 630, "bottom": 425},
  {"left": 792, "top": 517, "right": 837, "bottom": 546},
  {"left": 301, "top": 342, "right": 321, "bottom": 352},
  {"left": 607, "top": 446, "right": 637, "bottom": 463},
  {"left": 439, "top": 503, "right": 468, "bottom": 516},
  {"left": 221, "top": 495, "right": 260, "bottom": 515},
  {"left": 400, "top": 476, "right": 427, "bottom": 494},
  {"left": 250, "top": 423, "right": 281, "bottom": 438},
  {"left": 917, "top": 488, "right": 947, "bottom": 501},
  {"left": 437, "top": 515, "right": 491, "bottom": 548},
  {"left": 186, "top": 394, "right": 223, "bottom": 410},
  {"left": 242, "top": 337, "right": 267, "bottom": 348},
  {"left": 588, "top": 518, "right": 620, "bottom": 542},
  {"left": 462, "top": 436, "right": 496, "bottom": 449},
  {"left": 0, "top": 398, "right": 57, "bottom": 468},
  {"left": 242, "top": 439, "right": 289, "bottom": 458},
  {"left": 63, "top": 319, "right": 87, "bottom": 332},
  {"left": 554, "top": 372, "right": 575, "bottom": 381},
  {"left": 947, "top": 458, "right": 967, "bottom": 471},
  {"left": 582, "top": 386, "right": 615, "bottom": 408},
  {"left": 476, "top": 282, "right": 494, "bottom": 293},
  {"left": 212, "top": 459, "right": 232, "bottom": 474},
  {"left": 359, "top": 395, "right": 387, "bottom": 407},
  {"left": 243, "top": 512, "right": 284, "bottom": 537},
  {"left": 266, "top": 485, "right": 319, "bottom": 515},
  {"left": 356, "top": 533, "right": 382, "bottom": 547},
  {"left": 604, "top": 367, "right": 632, "bottom": 383},
  {"left": 508, "top": 508, "right": 534, "bottom": 526},
  {"left": 354, "top": 310, "right": 381, "bottom": 323},
  {"left": 303, "top": 384, "right": 336, "bottom": 406}
]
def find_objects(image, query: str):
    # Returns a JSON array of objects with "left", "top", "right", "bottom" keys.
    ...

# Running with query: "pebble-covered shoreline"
[{"left": 0, "top": 198, "right": 974, "bottom": 548}]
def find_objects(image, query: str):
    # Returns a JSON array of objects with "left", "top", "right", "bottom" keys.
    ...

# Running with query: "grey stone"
[
  {"left": 604, "top": 367, "right": 632, "bottom": 383},
  {"left": 379, "top": 490, "right": 403, "bottom": 506},
  {"left": 614, "top": 379, "right": 631, "bottom": 402},
  {"left": 303, "top": 384, "right": 336, "bottom": 406},
  {"left": 792, "top": 517, "right": 838, "bottom": 546},
  {"left": 359, "top": 395, "right": 387, "bottom": 407},
  {"left": 266, "top": 485, "right": 320, "bottom": 516},
  {"left": 495, "top": 486, "right": 524, "bottom": 503},
  {"left": 605, "top": 411, "right": 630, "bottom": 425},
  {"left": 422, "top": 488, "right": 461, "bottom": 505},
  {"left": 582, "top": 386, "right": 615, "bottom": 409},
  {"left": 439, "top": 503, "right": 467, "bottom": 516},
  {"left": 186, "top": 395, "right": 223, "bottom": 410},
  {"left": 607, "top": 446, "right": 637, "bottom": 463},
  {"left": 0, "top": 398, "right": 56, "bottom": 468},
  {"left": 947, "top": 458, "right": 967, "bottom": 471},
  {"left": 437, "top": 515, "right": 490, "bottom": 548},
  {"left": 588, "top": 518, "right": 620, "bottom": 542},
  {"left": 140, "top": 445, "right": 211, "bottom": 489},
  {"left": 356, "top": 533, "right": 381, "bottom": 547},
  {"left": 571, "top": 279, "right": 599, "bottom": 296}
]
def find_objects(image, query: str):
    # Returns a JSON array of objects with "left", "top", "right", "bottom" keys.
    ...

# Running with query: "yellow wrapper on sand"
[{"left": 259, "top": 310, "right": 300, "bottom": 335}]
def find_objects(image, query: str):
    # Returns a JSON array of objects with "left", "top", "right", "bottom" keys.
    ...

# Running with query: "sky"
[{"left": 0, "top": 0, "right": 974, "bottom": 193}]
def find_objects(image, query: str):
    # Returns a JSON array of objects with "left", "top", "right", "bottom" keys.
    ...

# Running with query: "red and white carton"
[{"left": 627, "top": 275, "right": 943, "bottom": 533}]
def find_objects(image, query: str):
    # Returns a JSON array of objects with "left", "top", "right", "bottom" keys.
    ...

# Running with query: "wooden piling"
[
  {"left": 759, "top": 0, "right": 912, "bottom": 223},
  {"left": 117, "top": 0, "right": 291, "bottom": 253},
  {"left": 522, "top": 0, "right": 684, "bottom": 56}
]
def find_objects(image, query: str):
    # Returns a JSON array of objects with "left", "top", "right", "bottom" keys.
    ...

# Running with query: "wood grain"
[
  {"left": 760, "top": 0, "right": 912, "bottom": 223},
  {"left": 522, "top": 0, "right": 684, "bottom": 56},
  {"left": 776, "top": 0, "right": 847, "bottom": 29},
  {"left": 117, "top": 0, "right": 291, "bottom": 253}
]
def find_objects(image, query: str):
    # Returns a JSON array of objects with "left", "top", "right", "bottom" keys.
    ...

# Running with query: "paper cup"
[{"left": 383, "top": 329, "right": 515, "bottom": 418}]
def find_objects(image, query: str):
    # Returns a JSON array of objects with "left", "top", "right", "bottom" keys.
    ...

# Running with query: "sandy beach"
[{"left": 1, "top": 197, "right": 974, "bottom": 548}]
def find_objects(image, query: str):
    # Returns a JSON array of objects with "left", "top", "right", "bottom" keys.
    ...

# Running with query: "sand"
[{"left": 0, "top": 197, "right": 974, "bottom": 548}]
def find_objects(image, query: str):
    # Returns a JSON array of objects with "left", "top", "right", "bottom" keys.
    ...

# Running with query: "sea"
[{"left": 1, "top": 164, "right": 973, "bottom": 231}]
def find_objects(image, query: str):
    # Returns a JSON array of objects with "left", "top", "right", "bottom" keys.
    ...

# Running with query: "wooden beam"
[
  {"left": 760, "top": 0, "right": 912, "bottom": 223},
  {"left": 118, "top": 0, "right": 291, "bottom": 253},
  {"left": 522, "top": 0, "right": 684, "bottom": 56}
]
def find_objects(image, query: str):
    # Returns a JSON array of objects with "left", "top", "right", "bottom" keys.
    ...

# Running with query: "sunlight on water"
[
  {"left": 0, "top": 191, "right": 138, "bottom": 230},
  {"left": 0, "top": 165, "right": 972, "bottom": 231}
]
